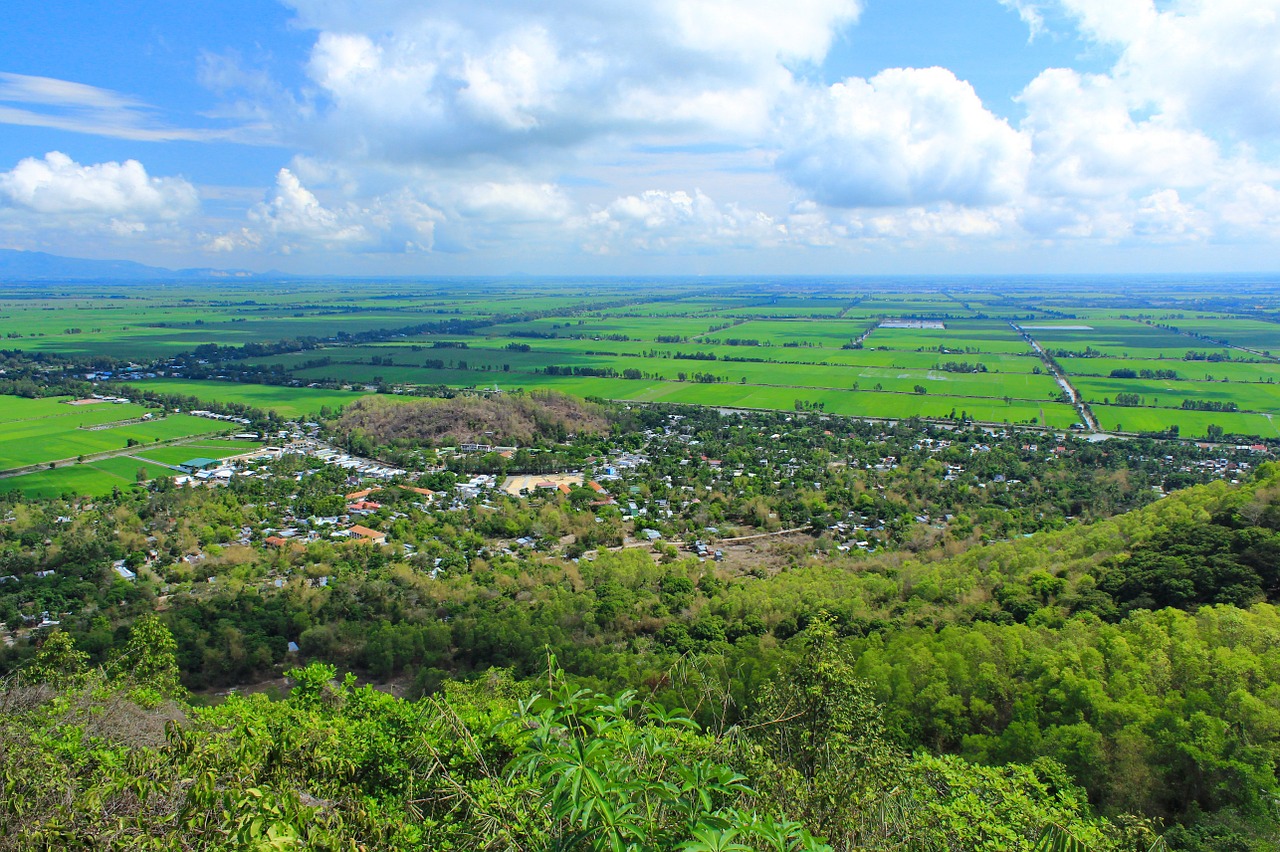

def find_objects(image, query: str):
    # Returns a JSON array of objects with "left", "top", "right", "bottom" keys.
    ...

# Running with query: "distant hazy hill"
[{"left": 0, "top": 249, "right": 271, "bottom": 281}]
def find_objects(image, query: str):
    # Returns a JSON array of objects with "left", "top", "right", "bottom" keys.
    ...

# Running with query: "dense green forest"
[
  {"left": 2, "top": 381, "right": 1279, "bottom": 848},
  {"left": 3, "top": 616, "right": 1150, "bottom": 850},
  {"left": 3, "top": 461, "right": 1280, "bottom": 847}
]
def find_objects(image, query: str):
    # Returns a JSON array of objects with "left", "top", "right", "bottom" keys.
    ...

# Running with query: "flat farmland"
[
  {"left": 134, "top": 440, "right": 263, "bottom": 466},
  {"left": 0, "top": 397, "right": 224, "bottom": 470},
  {"left": 1057, "top": 356, "right": 1280, "bottom": 384},
  {"left": 712, "top": 299, "right": 853, "bottom": 317},
  {"left": 1157, "top": 318, "right": 1279, "bottom": 352},
  {"left": 603, "top": 298, "right": 767, "bottom": 316},
  {"left": 0, "top": 455, "right": 177, "bottom": 499},
  {"left": 287, "top": 355, "right": 1061, "bottom": 399},
  {"left": 854, "top": 297, "right": 970, "bottom": 314},
  {"left": 865, "top": 320, "right": 1034, "bottom": 354},
  {"left": 0, "top": 436, "right": 265, "bottom": 498},
  {"left": 0, "top": 413, "right": 222, "bottom": 471},
  {"left": 222, "top": 298, "right": 1272, "bottom": 434},
  {"left": 88, "top": 456, "right": 176, "bottom": 482},
  {"left": 285, "top": 363, "right": 1073, "bottom": 426},
  {"left": 125, "top": 380, "right": 370, "bottom": 418},
  {"left": 1073, "top": 377, "right": 1280, "bottom": 415},
  {"left": 291, "top": 365, "right": 481, "bottom": 387},
  {"left": 0, "top": 464, "right": 145, "bottom": 499},
  {"left": 0, "top": 395, "right": 140, "bottom": 425},
  {"left": 0, "top": 296, "right": 438, "bottom": 359},
  {"left": 478, "top": 316, "right": 720, "bottom": 340},
  {"left": 1089, "top": 406, "right": 1279, "bottom": 439},
  {"left": 310, "top": 345, "right": 590, "bottom": 373},
  {"left": 1, "top": 276, "right": 1276, "bottom": 440},
  {"left": 252, "top": 339, "right": 1047, "bottom": 382},
  {"left": 706, "top": 319, "right": 875, "bottom": 347},
  {"left": 460, "top": 337, "right": 1045, "bottom": 372},
  {"left": 1024, "top": 320, "right": 1224, "bottom": 359},
  {"left": 464, "top": 375, "right": 1076, "bottom": 427}
]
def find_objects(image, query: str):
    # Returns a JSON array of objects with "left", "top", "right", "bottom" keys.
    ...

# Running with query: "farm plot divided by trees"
[
  {"left": 2, "top": 276, "right": 1277, "bottom": 440},
  {"left": 0, "top": 398, "right": 220, "bottom": 471},
  {"left": 0, "top": 396, "right": 250, "bottom": 497}
]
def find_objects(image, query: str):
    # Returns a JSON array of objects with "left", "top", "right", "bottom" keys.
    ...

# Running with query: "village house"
[{"left": 347, "top": 525, "right": 387, "bottom": 546}]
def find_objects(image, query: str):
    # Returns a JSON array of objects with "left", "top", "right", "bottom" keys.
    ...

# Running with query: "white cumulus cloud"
[
  {"left": 1026, "top": 0, "right": 1280, "bottom": 140},
  {"left": 577, "top": 188, "right": 855, "bottom": 254},
  {"left": 456, "top": 181, "right": 573, "bottom": 223},
  {"left": 1019, "top": 68, "right": 1222, "bottom": 199},
  {"left": 776, "top": 67, "right": 1030, "bottom": 208},
  {"left": 275, "top": 0, "right": 859, "bottom": 163},
  {"left": 209, "top": 168, "right": 441, "bottom": 255},
  {"left": 0, "top": 151, "right": 198, "bottom": 233},
  {"left": 28, "top": 0, "right": 1273, "bottom": 267}
]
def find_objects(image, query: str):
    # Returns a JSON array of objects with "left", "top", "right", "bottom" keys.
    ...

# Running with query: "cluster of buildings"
[{"left": 188, "top": 409, "right": 254, "bottom": 426}]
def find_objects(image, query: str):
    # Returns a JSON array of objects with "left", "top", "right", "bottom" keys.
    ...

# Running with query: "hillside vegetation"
[
  {"left": 336, "top": 390, "right": 610, "bottom": 448},
  {"left": 2, "top": 617, "right": 1136, "bottom": 851},
  {"left": 3, "top": 432, "right": 1279, "bottom": 848}
]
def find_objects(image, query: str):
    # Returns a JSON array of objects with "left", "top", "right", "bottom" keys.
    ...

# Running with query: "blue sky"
[{"left": 1, "top": 0, "right": 1278, "bottom": 275}]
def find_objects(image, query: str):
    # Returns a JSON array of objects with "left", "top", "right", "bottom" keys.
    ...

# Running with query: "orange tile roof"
[{"left": 348, "top": 525, "right": 385, "bottom": 541}]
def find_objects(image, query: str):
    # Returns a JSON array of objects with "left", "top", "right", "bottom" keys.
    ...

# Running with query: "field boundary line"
[
  {"left": 0, "top": 429, "right": 230, "bottom": 480},
  {"left": 80, "top": 416, "right": 153, "bottom": 431},
  {"left": 1009, "top": 321, "right": 1098, "bottom": 432},
  {"left": 1128, "top": 317, "right": 1280, "bottom": 363}
]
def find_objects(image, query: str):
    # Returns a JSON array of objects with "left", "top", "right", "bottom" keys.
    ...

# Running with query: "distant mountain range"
[{"left": 0, "top": 249, "right": 276, "bottom": 281}]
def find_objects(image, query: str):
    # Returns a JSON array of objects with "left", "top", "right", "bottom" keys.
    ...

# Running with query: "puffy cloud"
[
  {"left": 456, "top": 181, "right": 573, "bottom": 223},
  {"left": 288, "top": 0, "right": 856, "bottom": 68},
  {"left": 576, "top": 189, "right": 1023, "bottom": 256},
  {"left": 844, "top": 204, "right": 1018, "bottom": 242},
  {"left": 208, "top": 167, "right": 440, "bottom": 254},
  {"left": 1013, "top": 189, "right": 1214, "bottom": 245},
  {"left": 277, "top": 0, "right": 859, "bottom": 162},
  {"left": 1028, "top": 0, "right": 1280, "bottom": 139},
  {"left": 776, "top": 68, "right": 1030, "bottom": 208},
  {"left": 580, "top": 188, "right": 789, "bottom": 253},
  {"left": 250, "top": 168, "right": 369, "bottom": 245},
  {"left": 574, "top": 188, "right": 875, "bottom": 254},
  {"left": 1211, "top": 181, "right": 1280, "bottom": 237},
  {"left": 1132, "top": 189, "right": 1210, "bottom": 241},
  {"left": 1019, "top": 68, "right": 1221, "bottom": 198},
  {"left": 979, "top": 1, "right": 1280, "bottom": 246},
  {"left": 24, "top": 0, "right": 1266, "bottom": 266},
  {"left": 0, "top": 152, "right": 198, "bottom": 232}
]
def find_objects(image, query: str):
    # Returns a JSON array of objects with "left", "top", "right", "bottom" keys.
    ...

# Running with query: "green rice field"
[
  {"left": 0, "top": 276, "right": 1275, "bottom": 441},
  {"left": 0, "top": 397, "right": 225, "bottom": 471},
  {"left": 1090, "top": 406, "right": 1279, "bottom": 440},
  {"left": 125, "top": 380, "right": 371, "bottom": 419}
]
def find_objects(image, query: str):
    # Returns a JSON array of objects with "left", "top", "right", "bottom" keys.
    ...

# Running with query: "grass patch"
[{"left": 124, "top": 380, "right": 370, "bottom": 418}]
